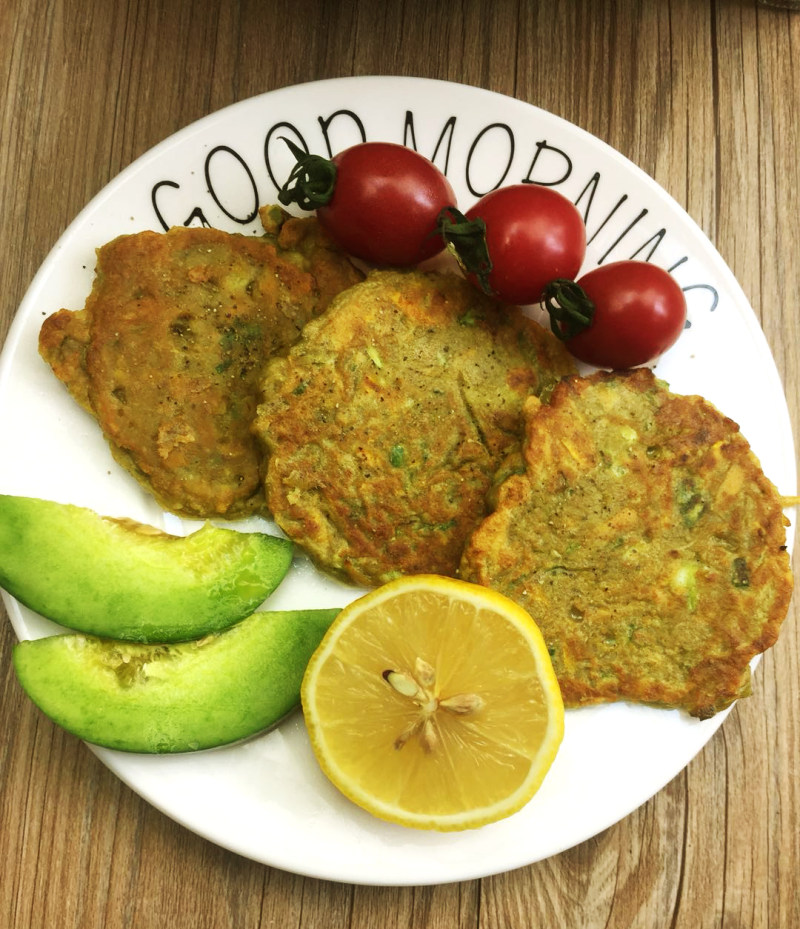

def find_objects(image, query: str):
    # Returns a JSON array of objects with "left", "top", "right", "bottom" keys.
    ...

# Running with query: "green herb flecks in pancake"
[
  {"left": 460, "top": 368, "right": 795, "bottom": 719},
  {"left": 38, "top": 207, "right": 363, "bottom": 519},
  {"left": 254, "top": 269, "right": 576, "bottom": 586}
]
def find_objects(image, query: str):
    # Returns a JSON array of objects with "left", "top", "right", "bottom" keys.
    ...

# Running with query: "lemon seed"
[
  {"left": 440, "top": 693, "right": 484, "bottom": 715},
  {"left": 383, "top": 669, "right": 420, "bottom": 698},
  {"left": 414, "top": 657, "right": 436, "bottom": 688}
]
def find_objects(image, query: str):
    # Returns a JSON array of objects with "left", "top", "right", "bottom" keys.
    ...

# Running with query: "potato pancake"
[
  {"left": 460, "top": 368, "right": 795, "bottom": 718},
  {"left": 254, "top": 269, "right": 576, "bottom": 586},
  {"left": 39, "top": 207, "right": 363, "bottom": 519}
]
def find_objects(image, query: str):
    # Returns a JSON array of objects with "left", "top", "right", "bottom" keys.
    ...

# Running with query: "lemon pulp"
[{"left": 301, "top": 575, "right": 564, "bottom": 831}]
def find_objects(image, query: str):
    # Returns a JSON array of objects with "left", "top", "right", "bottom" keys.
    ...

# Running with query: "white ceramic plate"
[{"left": 0, "top": 77, "right": 796, "bottom": 886}]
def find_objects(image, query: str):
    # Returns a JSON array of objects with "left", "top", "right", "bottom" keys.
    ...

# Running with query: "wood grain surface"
[{"left": 1, "top": 1, "right": 798, "bottom": 926}]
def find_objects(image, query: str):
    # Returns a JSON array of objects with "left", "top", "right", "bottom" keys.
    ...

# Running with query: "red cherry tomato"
[
  {"left": 461, "top": 184, "right": 586, "bottom": 305},
  {"left": 279, "top": 141, "right": 456, "bottom": 266},
  {"left": 544, "top": 260, "right": 687, "bottom": 369}
]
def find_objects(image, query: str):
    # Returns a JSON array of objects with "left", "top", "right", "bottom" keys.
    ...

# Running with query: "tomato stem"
[
  {"left": 541, "top": 279, "right": 595, "bottom": 340},
  {"left": 437, "top": 207, "right": 494, "bottom": 295},
  {"left": 277, "top": 138, "right": 337, "bottom": 211}
]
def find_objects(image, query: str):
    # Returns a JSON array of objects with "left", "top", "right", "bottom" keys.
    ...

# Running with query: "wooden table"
[{"left": 2, "top": 1, "right": 798, "bottom": 926}]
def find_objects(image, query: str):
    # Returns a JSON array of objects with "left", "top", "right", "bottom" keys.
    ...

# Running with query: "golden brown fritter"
[
  {"left": 460, "top": 368, "right": 795, "bottom": 718},
  {"left": 254, "top": 268, "right": 576, "bottom": 586},
  {"left": 39, "top": 207, "right": 363, "bottom": 519}
]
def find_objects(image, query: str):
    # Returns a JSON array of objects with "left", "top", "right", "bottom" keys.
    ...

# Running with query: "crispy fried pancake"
[
  {"left": 254, "top": 269, "right": 576, "bottom": 586},
  {"left": 39, "top": 207, "right": 363, "bottom": 519},
  {"left": 460, "top": 368, "right": 795, "bottom": 718}
]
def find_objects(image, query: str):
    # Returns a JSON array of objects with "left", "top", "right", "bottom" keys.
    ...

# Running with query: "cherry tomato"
[
  {"left": 543, "top": 260, "right": 687, "bottom": 369},
  {"left": 278, "top": 140, "right": 456, "bottom": 266},
  {"left": 442, "top": 184, "right": 586, "bottom": 305}
]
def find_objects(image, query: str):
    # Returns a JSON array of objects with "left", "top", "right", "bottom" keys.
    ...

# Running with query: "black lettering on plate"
[
  {"left": 668, "top": 256, "right": 689, "bottom": 273},
  {"left": 581, "top": 191, "right": 631, "bottom": 246},
  {"left": 151, "top": 180, "right": 180, "bottom": 231},
  {"left": 682, "top": 283, "right": 719, "bottom": 313},
  {"left": 317, "top": 109, "right": 367, "bottom": 157},
  {"left": 523, "top": 140, "right": 572, "bottom": 187},
  {"left": 152, "top": 181, "right": 212, "bottom": 230},
  {"left": 147, "top": 108, "right": 722, "bottom": 326},
  {"left": 628, "top": 228, "right": 667, "bottom": 262},
  {"left": 574, "top": 172, "right": 601, "bottom": 221},
  {"left": 205, "top": 146, "right": 259, "bottom": 225},
  {"left": 183, "top": 207, "right": 212, "bottom": 227},
  {"left": 465, "top": 123, "right": 514, "bottom": 196},
  {"left": 264, "top": 121, "right": 307, "bottom": 191},
  {"left": 598, "top": 208, "right": 649, "bottom": 263},
  {"left": 665, "top": 259, "right": 720, "bottom": 328},
  {"left": 403, "top": 111, "right": 456, "bottom": 175}
]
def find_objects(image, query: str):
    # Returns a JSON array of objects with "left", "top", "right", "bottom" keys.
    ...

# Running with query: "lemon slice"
[{"left": 301, "top": 575, "right": 564, "bottom": 832}]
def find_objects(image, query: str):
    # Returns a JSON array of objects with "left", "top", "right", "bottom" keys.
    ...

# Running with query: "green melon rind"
[
  {"left": 0, "top": 495, "right": 293, "bottom": 641},
  {"left": 12, "top": 608, "right": 340, "bottom": 753}
]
